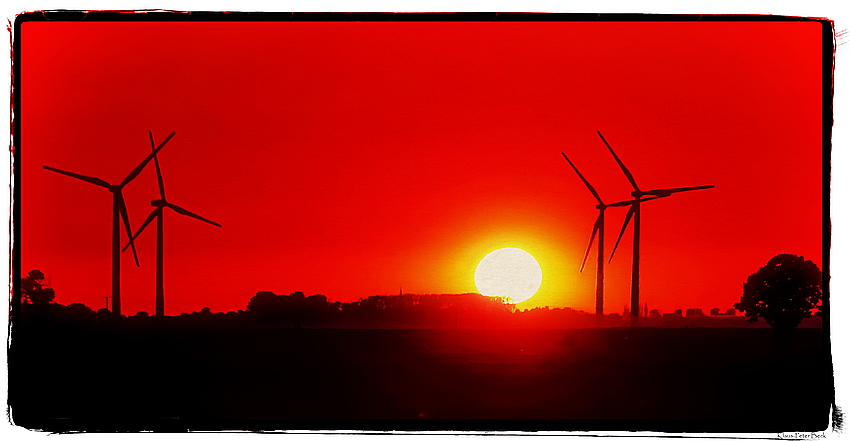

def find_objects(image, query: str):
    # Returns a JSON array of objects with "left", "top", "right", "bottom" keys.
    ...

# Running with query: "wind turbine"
[
  {"left": 597, "top": 131, "right": 714, "bottom": 322},
  {"left": 123, "top": 131, "right": 221, "bottom": 317},
  {"left": 560, "top": 152, "right": 668, "bottom": 317},
  {"left": 43, "top": 131, "right": 175, "bottom": 316}
]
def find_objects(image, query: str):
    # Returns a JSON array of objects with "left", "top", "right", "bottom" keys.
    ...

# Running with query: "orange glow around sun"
[{"left": 438, "top": 213, "right": 586, "bottom": 310}]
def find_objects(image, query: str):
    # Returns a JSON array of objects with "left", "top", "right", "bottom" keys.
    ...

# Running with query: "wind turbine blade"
[
  {"left": 609, "top": 204, "right": 636, "bottom": 264},
  {"left": 165, "top": 202, "right": 222, "bottom": 227},
  {"left": 43, "top": 166, "right": 111, "bottom": 188},
  {"left": 561, "top": 152, "right": 604, "bottom": 205},
  {"left": 607, "top": 194, "right": 671, "bottom": 207},
  {"left": 122, "top": 209, "right": 159, "bottom": 252},
  {"left": 117, "top": 193, "right": 140, "bottom": 267},
  {"left": 150, "top": 131, "right": 166, "bottom": 200},
  {"left": 580, "top": 213, "right": 603, "bottom": 273},
  {"left": 597, "top": 131, "right": 640, "bottom": 192},
  {"left": 641, "top": 194, "right": 672, "bottom": 202},
  {"left": 641, "top": 185, "right": 715, "bottom": 196},
  {"left": 608, "top": 199, "right": 636, "bottom": 207},
  {"left": 120, "top": 131, "right": 176, "bottom": 187}
]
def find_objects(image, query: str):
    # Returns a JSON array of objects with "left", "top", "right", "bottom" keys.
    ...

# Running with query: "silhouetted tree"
[
  {"left": 65, "top": 303, "right": 95, "bottom": 322},
  {"left": 735, "top": 254, "right": 822, "bottom": 329},
  {"left": 287, "top": 291, "right": 331, "bottom": 328},
  {"left": 66, "top": 302, "right": 95, "bottom": 316},
  {"left": 247, "top": 291, "right": 285, "bottom": 322},
  {"left": 21, "top": 269, "right": 55, "bottom": 305},
  {"left": 30, "top": 288, "right": 56, "bottom": 305},
  {"left": 289, "top": 291, "right": 306, "bottom": 328},
  {"left": 246, "top": 291, "right": 331, "bottom": 327},
  {"left": 96, "top": 307, "right": 118, "bottom": 323}
]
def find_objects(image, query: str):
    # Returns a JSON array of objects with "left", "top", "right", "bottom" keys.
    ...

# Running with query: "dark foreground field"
[{"left": 9, "top": 324, "right": 831, "bottom": 433}]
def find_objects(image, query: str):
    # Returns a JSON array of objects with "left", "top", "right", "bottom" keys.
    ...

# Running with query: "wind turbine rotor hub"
[{"left": 151, "top": 200, "right": 167, "bottom": 207}]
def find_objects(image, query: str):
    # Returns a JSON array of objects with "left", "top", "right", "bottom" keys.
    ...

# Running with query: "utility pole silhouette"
[
  {"left": 43, "top": 132, "right": 175, "bottom": 316},
  {"left": 597, "top": 131, "right": 714, "bottom": 325},
  {"left": 560, "top": 152, "right": 667, "bottom": 317},
  {"left": 123, "top": 131, "right": 221, "bottom": 317}
]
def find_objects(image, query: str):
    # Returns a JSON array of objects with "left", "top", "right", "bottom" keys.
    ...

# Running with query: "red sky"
[{"left": 20, "top": 19, "right": 824, "bottom": 316}]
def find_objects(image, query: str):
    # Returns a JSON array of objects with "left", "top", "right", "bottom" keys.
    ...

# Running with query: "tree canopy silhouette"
[
  {"left": 21, "top": 269, "right": 55, "bottom": 305},
  {"left": 734, "top": 254, "right": 822, "bottom": 329},
  {"left": 246, "top": 291, "right": 329, "bottom": 327}
]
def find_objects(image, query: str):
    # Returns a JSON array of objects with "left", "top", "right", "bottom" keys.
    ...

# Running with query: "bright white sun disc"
[{"left": 474, "top": 247, "right": 542, "bottom": 303}]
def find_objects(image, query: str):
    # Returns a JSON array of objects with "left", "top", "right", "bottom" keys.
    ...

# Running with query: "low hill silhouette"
[{"left": 15, "top": 289, "right": 824, "bottom": 331}]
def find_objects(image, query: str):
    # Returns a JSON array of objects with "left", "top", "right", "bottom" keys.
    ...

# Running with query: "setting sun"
[{"left": 474, "top": 248, "right": 543, "bottom": 303}]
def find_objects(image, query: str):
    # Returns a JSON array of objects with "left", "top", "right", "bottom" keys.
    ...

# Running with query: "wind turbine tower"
[
  {"left": 597, "top": 131, "right": 714, "bottom": 324},
  {"left": 124, "top": 131, "right": 221, "bottom": 316},
  {"left": 561, "top": 152, "right": 667, "bottom": 317},
  {"left": 43, "top": 132, "right": 175, "bottom": 316}
]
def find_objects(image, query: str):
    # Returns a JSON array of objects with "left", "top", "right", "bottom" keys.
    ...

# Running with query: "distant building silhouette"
[{"left": 686, "top": 308, "right": 705, "bottom": 318}]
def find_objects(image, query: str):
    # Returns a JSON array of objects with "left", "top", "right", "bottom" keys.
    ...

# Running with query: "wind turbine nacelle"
[{"left": 151, "top": 200, "right": 167, "bottom": 207}]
